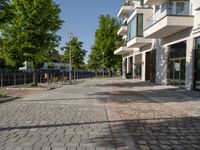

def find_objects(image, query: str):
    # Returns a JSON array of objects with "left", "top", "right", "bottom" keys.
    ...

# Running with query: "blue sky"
[{"left": 55, "top": 0, "right": 122, "bottom": 62}]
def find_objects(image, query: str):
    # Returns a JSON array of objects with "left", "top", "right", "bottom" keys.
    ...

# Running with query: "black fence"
[{"left": 0, "top": 69, "right": 96, "bottom": 87}]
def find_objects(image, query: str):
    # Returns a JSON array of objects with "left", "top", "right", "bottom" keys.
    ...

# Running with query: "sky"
[{"left": 55, "top": 0, "right": 122, "bottom": 63}]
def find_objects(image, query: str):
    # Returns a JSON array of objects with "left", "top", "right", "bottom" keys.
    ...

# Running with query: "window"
[
  {"left": 127, "top": 14, "right": 143, "bottom": 41},
  {"left": 137, "top": 14, "right": 143, "bottom": 37}
]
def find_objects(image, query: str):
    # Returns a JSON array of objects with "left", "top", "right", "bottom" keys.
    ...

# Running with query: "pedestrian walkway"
[
  {"left": 0, "top": 78, "right": 200, "bottom": 150},
  {"left": 104, "top": 79, "right": 200, "bottom": 150}
]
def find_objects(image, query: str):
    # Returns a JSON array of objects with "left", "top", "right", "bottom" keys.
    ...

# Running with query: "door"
[
  {"left": 145, "top": 52, "right": 151, "bottom": 80},
  {"left": 169, "top": 58, "right": 186, "bottom": 87}
]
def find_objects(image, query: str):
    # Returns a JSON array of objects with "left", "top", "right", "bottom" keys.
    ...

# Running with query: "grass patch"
[{"left": 0, "top": 92, "right": 8, "bottom": 98}]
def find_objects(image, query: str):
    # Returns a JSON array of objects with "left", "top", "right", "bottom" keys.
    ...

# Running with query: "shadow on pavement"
[
  {"left": 0, "top": 97, "right": 22, "bottom": 104},
  {"left": 0, "top": 117, "right": 199, "bottom": 149},
  {"left": 92, "top": 81, "right": 200, "bottom": 103}
]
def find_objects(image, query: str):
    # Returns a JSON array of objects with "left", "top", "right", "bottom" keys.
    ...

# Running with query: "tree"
[
  {"left": 48, "top": 49, "right": 61, "bottom": 63},
  {"left": 0, "top": 0, "right": 63, "bottom": 86},
  {"left": 61, "top": 36, "right": 87, "bottom": 80},
  {"left": 0, "top": 0, "right": 13, "bottom": 27},
  {"left": 88, "top": 45, "right": 102, "bottom": 72},
  {"left": 88, "top": 15, "right": 122, "bottom": 76}
]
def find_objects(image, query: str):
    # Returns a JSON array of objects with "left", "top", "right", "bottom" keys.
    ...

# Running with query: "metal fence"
[
  {"left": 0, "top": 69, "right": 120, "bottom": 87},
  {"left": 0, "top": 69, "right": 96, "bottom": 87}
]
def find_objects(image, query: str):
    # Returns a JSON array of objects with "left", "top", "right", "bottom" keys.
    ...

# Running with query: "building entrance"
[
  {"left": 169, "top": 42, "right": 186, "bottom": 87},
  {"left": 169, "top": 58, "right": 186, "bottom": 87},
  {"left": 134, "top": 54, "right": 142, "bottom": 79}
]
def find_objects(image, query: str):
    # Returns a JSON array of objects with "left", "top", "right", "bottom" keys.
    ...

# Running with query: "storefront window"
[{"left": 195, "top": 37, "right": 200, "bottom": 90}]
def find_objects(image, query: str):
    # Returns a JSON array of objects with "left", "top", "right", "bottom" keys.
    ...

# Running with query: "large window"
[
  {"left": 195, "top": 37, "right": 200, "bottom": 90},
  {"left": 127, "top": 14, "right": 143, "bottom": 41}
]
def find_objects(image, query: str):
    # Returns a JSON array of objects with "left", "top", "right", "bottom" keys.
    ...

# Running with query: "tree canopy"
[
  {"left": 61, "top": 36, "right": 87, "bottom": 70},
  {"left": 0, "top": 0, "right": 63, "bottom": 85},
  {"left": 88, "top": 15, "right": 122, "bottom": 74}
]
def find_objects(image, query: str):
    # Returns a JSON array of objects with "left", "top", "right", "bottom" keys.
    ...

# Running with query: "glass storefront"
[
  {"left": 194, "top": 37, "right": 200, "bottom": 90},
  {"left": 133, "top": 54, "right": 142, "bottom": 79},
  {"left": 169, "top": 42, "right": 186, "bottom": 87}
]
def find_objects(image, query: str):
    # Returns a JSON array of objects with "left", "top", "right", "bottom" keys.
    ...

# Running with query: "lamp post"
[{"left": 68, "top": 32, "right": 73, "bottom": 84}]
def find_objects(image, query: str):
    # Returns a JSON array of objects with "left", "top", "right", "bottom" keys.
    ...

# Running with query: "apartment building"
[{"left": 115, "top": 0, "right": 200, "bottom": 90}]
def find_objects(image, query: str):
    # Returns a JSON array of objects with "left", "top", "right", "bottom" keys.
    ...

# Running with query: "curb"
[{"left": 0, "top": 96, "right": 20, "bottom": 104}]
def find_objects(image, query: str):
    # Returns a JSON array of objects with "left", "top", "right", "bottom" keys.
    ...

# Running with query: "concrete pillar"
[
  {"left": 133, "top": 56, "right": 135, "bottom": 79},
  {"left": 127, "top": 57, "right": 130, "bottom": 73},
  {"left": 142, "top": 52, "right": 146, "bottom": 81},
  {"left": 155, "top": 40, "right": 169, "bottom": 85},
  {"left": 122, "top": 57, "right": 126, "bottom": 79},
  {"left": 185, "top": 38, "right": 195, "bottom": 90},
  {"left": 131, "top": 56, "right": 134, "bottom": 79}
]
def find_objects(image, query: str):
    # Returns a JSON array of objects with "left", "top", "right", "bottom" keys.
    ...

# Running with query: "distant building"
[{"left": 42, "top": 62, "right": 70, "bottom": 72}]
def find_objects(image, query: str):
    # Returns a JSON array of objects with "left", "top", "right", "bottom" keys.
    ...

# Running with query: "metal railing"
[
  {"left": 0, "top": 69, "right": 96, "bottom": 87},
  {"left": 122, "top": 0, "right": 135, "bottom": 6},
  {"left": 144, "top": 1, "right": 193, "bottom": 30}
]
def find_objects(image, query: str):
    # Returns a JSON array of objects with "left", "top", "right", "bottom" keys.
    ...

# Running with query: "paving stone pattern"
[
  {"left": 1, "top": 78, "right": 200, "bottom": 150},
  {"left": 108, "top": 80, "right": 200, "bottom": 150},
  {"left": 0, "top": 79, "right": 122, "bottom": 150}
]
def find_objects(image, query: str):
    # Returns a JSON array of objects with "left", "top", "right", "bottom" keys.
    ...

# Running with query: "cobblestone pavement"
[
  {"left": 104, "top": 80, "right": 200, "bottom": 150},
  {"left": 0, "top": 78, "right": 200, "bottom": 150},
  {"left": 0, "top": 79, "right": 135, "bottom": 150}
]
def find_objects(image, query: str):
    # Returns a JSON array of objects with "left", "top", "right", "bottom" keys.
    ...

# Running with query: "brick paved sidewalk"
[
  {"left": 105, "top": 79, "right": 200, "bottom": 150},
  {"left": 0, "top": 78, "right": 200, "bottom": 150},
  {"left": 0, "top": 79, "right": 135, "bottom": 150}
]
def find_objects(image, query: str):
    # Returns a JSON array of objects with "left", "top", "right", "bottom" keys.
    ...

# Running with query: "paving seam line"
[{"left": 104, "top": 83, "right": 137, "bottom": 150}]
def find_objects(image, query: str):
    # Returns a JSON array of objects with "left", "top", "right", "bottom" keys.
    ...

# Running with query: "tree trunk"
[
  {"left": 109, "top": 68, "right": 112, "bottom": 77},
  {"left": 74, "top": 68, "right": 76, "bottom": 82},
  {"left": 95, "top": 70, "right": 97, "bottom": 78},
  {"left": 33, "top": 60, "right": 38, "bottom": 86}
]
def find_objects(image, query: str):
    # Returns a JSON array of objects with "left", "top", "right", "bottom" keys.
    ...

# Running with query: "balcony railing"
[
  {"left": 144, "top": 1, "right": 193, "bottom": 30},
  {"left": 122, "top": 0, "right": 135, "bottom": 6}
]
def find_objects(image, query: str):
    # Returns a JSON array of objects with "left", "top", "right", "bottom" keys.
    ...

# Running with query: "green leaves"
[
  {"left": 61, "top": 36, "right": 87, "bottom": 69},
  {"left": 0, "top": 0, "right": 63, "bottom": 68},
  {"left": 88, "top": 15, "right": 122, "bottom": 71}
]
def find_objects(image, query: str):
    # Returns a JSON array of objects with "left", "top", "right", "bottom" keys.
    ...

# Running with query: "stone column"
[
  {"left": 142, "top": 52, "right": 146, "bottom": 81},
  {"left": 122, "top": 57, "right": 126, "bottom": 79},
  {"left": 127, "top": 57, "right": 130, "bottom": 73},
  {"left": 155, "top": 39, "right": 169, "bottom": 85},
  {"left": 185, "top": 37, "right": 195, "bottom": 90}
]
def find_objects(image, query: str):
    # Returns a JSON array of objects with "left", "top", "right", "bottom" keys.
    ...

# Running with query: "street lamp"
[{"left": 68, "top": 32, "right": 73, "bottom": 84}]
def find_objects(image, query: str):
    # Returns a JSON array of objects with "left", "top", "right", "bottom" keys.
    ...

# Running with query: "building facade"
[{"left": 114, "top": 0, "right": 200, "bottom": 90}]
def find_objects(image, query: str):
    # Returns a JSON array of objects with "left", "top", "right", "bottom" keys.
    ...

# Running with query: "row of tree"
[
  {"left": 0, "top": 0, "right": 122, "bottom": 86},
  {"left": 0, "top": 0, "right": 88, "bottom": 85}
]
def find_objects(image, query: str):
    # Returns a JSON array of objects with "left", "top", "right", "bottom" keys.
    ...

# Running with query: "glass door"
[{"left": 169, "top": 58, "right": 186, "bottom": 87}]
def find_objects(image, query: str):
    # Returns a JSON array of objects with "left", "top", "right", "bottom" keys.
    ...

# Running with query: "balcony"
[
  {"left": 127, "top": 37, "right": 152, "bottom": 48},
  {"left": 117, "top": 0, "right": 134, "bottom": 18},
  {"left": 144, "top": 0, "right": 166, "bottom": 5},
  {"left": 144, "top": 1, "right": 194, "bottom": 39},
  {"left": 114, "top": 46, "right": 133, "bottom": 55},
  {"left": 117, "top": 26, "right": 128, "bottom": 36}
]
